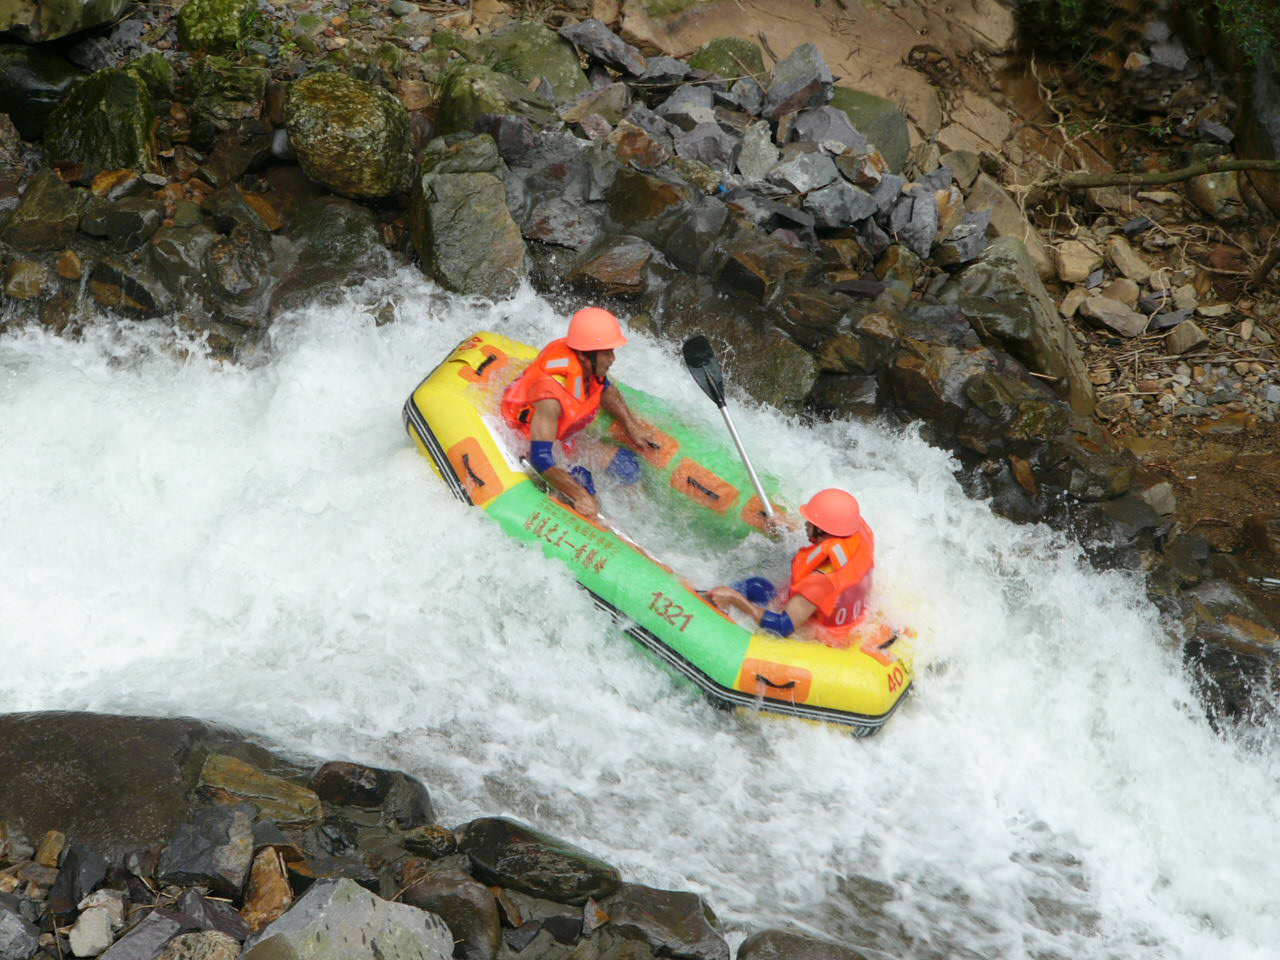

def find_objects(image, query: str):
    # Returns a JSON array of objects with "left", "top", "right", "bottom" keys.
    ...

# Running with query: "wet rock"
[
  {"left": 829, "top": 87, "right": 909, "bottom": 174},
  {"left": 0, "top": 904, "right": 39, "bottom": 960},
  {"left": 762, "top": 43, "right": 832, "bottom": 122},
  {"left": 4, "top": 261, "right": 48, "bottom": 299},
  {"left": 0, "top": 0, "right": 128, "bottom": 43},
  {"left": 155, "top": 931, "right": 239, "bottom": 960},
  {"left": 687, "top": 37, "right": 765, "bottom": 83},
  {"left": 197, "top": 754, "right": 322, "bottom": 827},
  {"left": 803, "top": 180, "right": 876, "bottom": 228},
  {"left": 482, "top": 21, "right": 590, "bottom": 103},
  {"left": 286, "top": 73, "right": 413, "bottom": 199},
  {"left": 606, "top": 167, "right": 694, "bottom": 241},
  {"left": 410, "top": 167, "right": 526, "bottom": 299},
  {"left": 241, "top": 878, "right": 452, "bottom": 960},
  {"left": 1165, "top": 319, "right": 1208, "bottom": 354},
  {"left": 191, "top": 56, "right": 268, "bottom": 129},
  {"left": 271, "top": 197, "right": 390, "bottom": 315},
  {"left": 0, "top": 44, "right": 85, "bottom": 139},
  {"left": 558, "top": 20, "right": 646, "bottom": 77},
  {"left": 602, "top": 883, "right": 728, "bottom": 960},
  {"left": 156, "top": 803, "right": 255, "bottom": 899},
  {"left": 178, "top": 0, "right": 257, "bottom": 54},
  {"left": 438, "top": 64, "right": 558, "bottom": 136},
  {"left": 525, "top": 196, "right": 601, "bottom": 249},
  {"left": 473, "top": 115, "right": 538, "bottom": 167},
  {"left": 766, "top": 152, "right": 837, "bottom": 193},
  {"left": 44, "top": 68, "right": 154, "bottom": 173},
  {"left": 241, "top": 848, "right": 292, "bottom": 933},
  {"left": 608, "top": 120, "right": 672, "bottom": 170},
  {"left": 174, "top": 889, "right": 251, "bottom": 942},
  {"left": 287, "top": 855, "right": 380, "bottom": 893},
  {"left": 309, "top": 762, "right": 433, "bottom": 829},
  {"left": 717, "top": 229, "right": 816, "bottom": 301},
  {"left": 3, "top": 171, "right": 88, "bottom": 250},
  {"left": 79, "top": 195, "right": 164, "bottom": 249},
  {"left": 934, "top": 208, "right": 992, "bottom": 267},
  {"left": 737, "top": 928, "right": 871, "bottom": 960},
  {"left": 47, "top": 844, "right": 107, "bottom": 915},
  {"left": 398, "top": 859, "right": 500, "bottom": 960},
  {"left": 459, "top": 818, "right": 620, "bottom": 906},
  {"left": 125, "top": 52, "right": 175, "bottom": 101},
  {"left": 964, "top": 173, "right": 1053, "bottom": 281},
  {"left": 941, "top": 236, "right": 1095, "bottom": 416},
  {"left": 1078, "top": 297, "right": 1147, "bottom": 338},
  {"left": 674, "top": 122, "right": 738, "bottom": 173},
  {"left": 567, "top": 235, "right": 673, "bottom": 298}
]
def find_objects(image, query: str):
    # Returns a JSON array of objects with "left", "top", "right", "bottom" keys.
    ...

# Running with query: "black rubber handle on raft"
[
  {"left": 461, "top": 454, "right": 485, "bottom": 487},
  {"left": 682, "top": 335, "right": 726, "bottom": 408},
  {"left": 475, "top": 353, "right": 497, "bottom": 377},
  {"left": 755, "top": 674, "right": 797, "bottom": 691},
  {"left": 686, "top": 476, "right": 721, "bottom": 500}
]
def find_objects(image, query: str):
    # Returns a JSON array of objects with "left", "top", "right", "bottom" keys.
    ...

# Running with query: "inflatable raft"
[{"left": 403, "top": 332, "right": 912, "bottom": 736}]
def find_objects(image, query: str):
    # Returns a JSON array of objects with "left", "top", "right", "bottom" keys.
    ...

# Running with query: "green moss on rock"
[
  {"left": 286, "top": 72, "right": 413, "bottom": 198},
  {"left": 191, "top": 55, "right": 268, "bottom": 126},
  {"left": 44, "top": 68, "right": 155, "bottom": 172},
  {"left": 125, "top": 52, "right": 176, "bottom": 99},
  {"left": 687, "top": 37, "right": 765, "bottom": 82},
  {"left": 437, "top": 63, "right": 557, "bottom": 136},
  {"left": 177, "top": 0, "right": 257, "bottom": 54},
  {"left": 830, "top": 87, "right": 910, "bottom": 174},
  {"left": 479, "top": 21, "right": 589, "bottom": 102}
]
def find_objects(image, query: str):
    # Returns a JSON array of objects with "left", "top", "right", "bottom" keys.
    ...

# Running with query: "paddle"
[{"left": 682, "top": 335, "right": 775, "bottom": 519}]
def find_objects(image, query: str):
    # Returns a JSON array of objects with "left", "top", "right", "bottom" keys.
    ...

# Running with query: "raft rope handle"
[
  {"left": 475, "top": 354, "right": 498, "bottom": 377},
  {"left": 879, "top": 633, "right": 899, "bottom": 649},
  {"left": 755, "top": 674, "right": 797, "bottom": 691},
  {"left": 461, "top": 454, "right": 486, "bottom": 488},
  {"left": 686, "top": 476, "right": 721, "bottom": 501}
]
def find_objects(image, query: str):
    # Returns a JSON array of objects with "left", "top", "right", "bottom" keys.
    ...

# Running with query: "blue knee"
[
  {"left": 569, "top": 465, "right": 596, "bottom": 495},
  {"left": 607, "top": 447, "right": 642, "bottom": 486},
  {"left": 733, "top": 576, "right": 776, "bottom": 605}
]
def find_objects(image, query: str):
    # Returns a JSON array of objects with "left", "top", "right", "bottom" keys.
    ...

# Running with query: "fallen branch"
[
  {"left": 1049, "top": 158, "right": 1280, "bottom": 190},
  {"left": 1253, "top": 246, "right": 1280, "bottom": 286}
]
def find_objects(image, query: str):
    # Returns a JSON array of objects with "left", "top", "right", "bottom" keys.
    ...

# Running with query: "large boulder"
[
  {"left": 191, "top": 56, "right": 269, "bottom": 130},
  {"left": 0, "top": 170, "right": 88, "bottom": 251},
  {"left": 0, "top": 44, "right": 84, "bottom": 139},
  {"left": 286, "top": 72, "right": 413, "bottom": 199},
  {"left": 829, "top": 87, "right": 909, "bottom": 175},
  {"left": 0, "top": 0, "right": 129, "bottom": 43},
  {"left": 242, "top": 879, "right": 452, "bottom": 960},
  {"left": 436, "top": 63, "right": 558, "bottom": 136},
  {"left": 480, "top": 21, "right": 590, "bottom": 103},
  {"left": 43, "top": 67, "right": 155, "bottom": 172},
  {"left": 940, "top": 236, "right": 1095, "bottom": 416},
  {"left": 178, "top": 0, "right": 258, "bottom": 53},
  {"left": 269, "top": 197, "right": 392, "bottom": 315},
  {"left": 0, "top": 712, "right": 311, "bottom": 855},
  {"left": 738, "top": 929, "right": 874, "bottom": 960},
  {"left": 458, "top": 818, "right": 621, "bottom": 905},
  {"left": 602, "top": 883, "right": 728, "bottom": 960},
  {"left": 409, "top": 166, "right": 527, "bottom": 299}
]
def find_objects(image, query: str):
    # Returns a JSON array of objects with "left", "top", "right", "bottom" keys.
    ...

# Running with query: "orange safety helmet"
[
  {"left": 800, "top": 488, "right": 862, "bottom": 537},
  {"left": 566, "top": 307, "right": 628, "bottom": 351}
]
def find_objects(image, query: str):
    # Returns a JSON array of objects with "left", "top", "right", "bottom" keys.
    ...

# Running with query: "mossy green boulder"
[
  {"left": 0, "top": 0, "right": 130, "bottom": 43},
  {"left": 44, "top": 68, "right": 155, "bottom": 172},
  {"left": 177, "top": 0, "right": 258, "bottom": 53},
  {"left": 286, "top": 72, "right": 413, "bottom": 198},
  {"left": 830, "top": 87, "right": 910, "bottom": 174},
  {"left": 125, "top": 52, "right": 176, "bottom": 99},
  {"left": 191, "top": 56, "right": 268, "bottom": 127},
  {"left": 437, "top": 63, "right": 557, "bottom": 136},
  {"left": 0, "top": 44, "right": 85, "bottom": 139},
  {"left": 1, "top": 169, "right": 89, "bottom": 250},
  {"left": 687, "top": 37, "right": 765, "bottom": 82},
  {"left": 479, "top": 21, "right": 589, "bottom": 102}
]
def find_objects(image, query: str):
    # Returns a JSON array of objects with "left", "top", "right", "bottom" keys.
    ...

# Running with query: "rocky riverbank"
[
  {"left": 0, "top": 712, "right": 873, "bottom": 960},
  {"left": 0, "top": 1, "right": 1278, "bottom": 723}
]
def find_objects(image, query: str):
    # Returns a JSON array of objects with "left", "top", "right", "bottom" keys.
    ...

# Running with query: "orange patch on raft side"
[
  {"left": 448, "top": 437, "right": 503, "bottom": 505},
  {"left": 737, "top": 659, "right": 813, "bottom": 703},
  {"left": 456, "top": 345, "right": 509, "bottom": 383},
  {"left": 609, "top": 420, "right": 679, "bottom": 469},
  {"left": 670, "top": 459, "right": 739, "bottom": 513},
  {"left": 741, "top": 496, "right": 787, "bottom": 533}
]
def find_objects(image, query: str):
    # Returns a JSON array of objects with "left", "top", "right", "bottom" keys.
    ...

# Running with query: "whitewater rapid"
[{"left": 2, "top": 272, "right": 1277, "bottom": 960}]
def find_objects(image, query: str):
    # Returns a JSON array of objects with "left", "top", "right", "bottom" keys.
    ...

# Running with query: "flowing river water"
[{"left": 3, "top": 273, "right": 1279, "bottom": 960}]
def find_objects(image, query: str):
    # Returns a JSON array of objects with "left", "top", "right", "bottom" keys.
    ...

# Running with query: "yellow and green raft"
[{"left": 403, "top": 332, "right": 913, "bottom": 736}]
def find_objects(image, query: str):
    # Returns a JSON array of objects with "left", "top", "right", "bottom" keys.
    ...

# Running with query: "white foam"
[{"left": 2, "top": 272, "right": 1277, "bottom": 959}]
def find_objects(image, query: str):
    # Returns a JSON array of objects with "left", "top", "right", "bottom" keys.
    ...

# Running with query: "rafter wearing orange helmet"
[
  {"left": 707, "top": 488, "right": 875, "bottom": 641},
  {"left": 501, "top": 307, "right": 653, "bottom": 520}
]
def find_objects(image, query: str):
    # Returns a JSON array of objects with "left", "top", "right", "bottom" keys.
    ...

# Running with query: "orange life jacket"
[
  {"left": 788, "top": 522, "right": 875, "bottom": 640},
  {"left": 501, "top": 338, "right": 608, "bottom": 443}
]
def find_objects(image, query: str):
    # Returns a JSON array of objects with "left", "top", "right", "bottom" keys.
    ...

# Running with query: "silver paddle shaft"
[{"left": 718, "top": 406, "right": 775, "bottom": 519}]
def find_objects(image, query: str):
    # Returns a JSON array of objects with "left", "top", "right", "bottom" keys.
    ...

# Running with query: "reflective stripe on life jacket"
[
  {"left": 500, "top": 338, "right": 607, "bottom": 443},
  {"left": 787, "top": 520, "right": 875, "bottom": 639}
]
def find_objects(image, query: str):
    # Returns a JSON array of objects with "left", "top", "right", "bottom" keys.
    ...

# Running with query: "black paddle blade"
[{"left": 682, "top": 335, "right": 725, "bottom": 407}]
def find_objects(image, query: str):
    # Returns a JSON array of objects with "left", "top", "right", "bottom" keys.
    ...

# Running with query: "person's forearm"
[{"left": 543, "top": 465, "right": 588, "bottom": 506}]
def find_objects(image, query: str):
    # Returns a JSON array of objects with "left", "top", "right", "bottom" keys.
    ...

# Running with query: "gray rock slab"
[
  {"left": 1166, "top": 319, "right": 1208, "bottom": 354},
  {"left": 791, "top": 106, "right": 867, "bottom": 153},
  {"left": 728, "top": 76, "right": 763, "bottom": 116},
  {"left": 0, "top": 907, "right": 39, "bottom": 960},
  {"left": 736, "top": 120, "right": 779, "bottom": 181},
  {"left": 762, "top": 42, "right": 832, "bottom": 120},
  {"left": 1078, "top": 296, "right": 1147, "bottom": 337},
  {"left": 870, "top": 172, "right": 906, "bottom": 216},
  {"left": 603, "top": 883, "right": 728, "bottom": 960},
  {"left": 525, "top": 197, "right": 602, "bottom": 248},
  {"left": 934, "top": 208, "right": 992, "bottom": 267},
  {"left": 635, "top": 56, "right": 689, "bottom": 86},
  {"left": 156, "top": 803, "right": 255, "bottom": 899},
  {"left": 803, "top": 179, "right": 877, "bottom": 228},
  {"left": 656, "top": 85, "right": 715, "bottom": 131},
  {"left": 767, "top": 152, "right": 838, "bottom": 193},
  {"left": 99, "top": 913, "right": 185, "bottom": 960},
  {"left": 242, "top": 879, "right": 451, "bottom": 960},
  {"left": 674, "top": 122, "right": 739, "bottom": 173},
  {"left": 897, "top": 186, "right": 937, "bottom": 258},
  {"left": 558, "top": 19, "right": 645, "bottom": 76}
]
